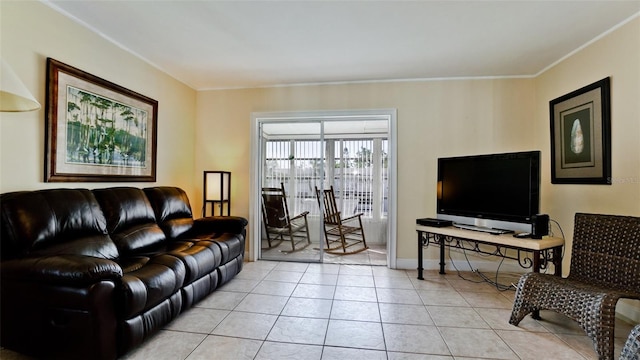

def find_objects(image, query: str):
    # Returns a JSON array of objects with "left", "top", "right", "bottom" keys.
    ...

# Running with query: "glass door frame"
[
  {"left": 249, "top": 109, "right": 397, "bottom": 267},
  {"left": 258, "top": 119, "right": 325, "bottom": 263}
]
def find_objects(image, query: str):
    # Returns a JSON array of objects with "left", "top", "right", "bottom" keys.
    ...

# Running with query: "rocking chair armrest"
[
  {"left": 289, "top": 211, "right": 309, "bottom": 222},
  {"left": 341, "top": 213, "right": 364, "bottom": 223}
]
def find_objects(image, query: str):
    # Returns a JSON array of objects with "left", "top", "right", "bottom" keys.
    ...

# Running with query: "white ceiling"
[{"left": 44, "top": 1, "right": 640, "bottom": 90}]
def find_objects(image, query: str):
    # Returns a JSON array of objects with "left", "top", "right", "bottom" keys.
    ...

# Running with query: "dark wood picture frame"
[
  {"left": 45, "top": 58, "right": 157, "bottom": 182},
  {"left": 550, "top": 77, "right": 611, "bottom": 184}
]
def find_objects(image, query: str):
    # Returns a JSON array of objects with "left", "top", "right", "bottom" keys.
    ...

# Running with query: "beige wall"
[
  {"left": 195, "top": 80, "right": 537, "bottom": 263},
  {"left": 0, "top": 2, "right": 197, "bottom": 195},
  {"left": 194, "top": 17, "right": 639, "bottom": 321},
  {"left": 535, "top": 17, "right": 640, "bottom": 266},
  {"left": 534, "top": 17, "right": 640, "bottom": 321}
]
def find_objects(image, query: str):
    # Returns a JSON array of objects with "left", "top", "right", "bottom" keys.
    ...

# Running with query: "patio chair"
[
  {"left": 315, "top": 185, "right": 368, "bottom": 255},
  {"left": 509, "top": 213, "right": 640, "bottom": 360},
  {"left": 261, "top": 183, "right": 311, "bottom": 252},
  {"left": 620, "top": 323, "right": 640, "bottom": 360}
]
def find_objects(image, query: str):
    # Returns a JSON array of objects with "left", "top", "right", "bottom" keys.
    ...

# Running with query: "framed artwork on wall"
[
  {"left": 550, "top": 77, "right": 611, "bottom": 185},
  {"left": 45, "top": 58, "right": 158, "bottom": 182}
]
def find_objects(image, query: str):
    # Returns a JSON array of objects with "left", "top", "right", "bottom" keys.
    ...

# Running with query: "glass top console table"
[{"left": 416, "top": 224, "right": 564, "bottom": 280}]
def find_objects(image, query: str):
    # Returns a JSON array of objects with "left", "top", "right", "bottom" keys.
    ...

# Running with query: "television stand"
[
  {"left": 452, "top": 223, "right": 514, "bottom": 235},
  {"left": 416, "top": 224, "right": 563, "bottom": 279}
]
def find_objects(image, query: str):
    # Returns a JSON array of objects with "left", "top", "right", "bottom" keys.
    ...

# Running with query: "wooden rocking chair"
[
  {"left": 315, "top": 186, "right": 368, "bottom": 255},
  {"left": 261, "top": 183, "right": 311, "bottom": 252}
]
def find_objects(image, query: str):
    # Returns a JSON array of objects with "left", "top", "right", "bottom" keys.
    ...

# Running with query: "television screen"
[{"left": 437, "top": 151, "right": 540, "bottom": 224}]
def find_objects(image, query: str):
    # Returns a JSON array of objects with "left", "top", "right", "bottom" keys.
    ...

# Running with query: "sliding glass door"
[
  {"left": 259, "top": 121, "right": 324, "bottom": 262},
  {"left": 251, "top": 110, "right": 396, "bottom": 267}
]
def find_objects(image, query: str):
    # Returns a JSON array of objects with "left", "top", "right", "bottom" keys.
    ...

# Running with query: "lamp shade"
[
  {"left": 0, "top": 58, "right": 41, "bottom": 112},
  {"left": 203, "top": 171, "right": 231, "bottom": 216},
  {"left": 205, "top": 171, "right": 230, "bottom": 201}
]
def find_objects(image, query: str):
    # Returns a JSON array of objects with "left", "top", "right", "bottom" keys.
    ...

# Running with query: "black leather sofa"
[{"left": 0, "top": 186, "right": 247, "bottom": 359}]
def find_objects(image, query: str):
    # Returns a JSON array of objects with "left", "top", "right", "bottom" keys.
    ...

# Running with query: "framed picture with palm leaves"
[{"left": 45, "top": 58, "right": 157, "bottom": 182}]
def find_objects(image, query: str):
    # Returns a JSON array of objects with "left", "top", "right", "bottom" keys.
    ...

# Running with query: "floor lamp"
[{"left": 203, "top": 171, "right": 231, "bottom": 216}]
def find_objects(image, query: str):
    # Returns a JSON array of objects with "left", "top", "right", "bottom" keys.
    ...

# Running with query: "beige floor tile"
[
  {"left": 382, "top": 323, "right": 450, "bottom": 355},
  {"left": 251, "top": 280, "right": 297, "bottom": 296},
  {"left": 331, "top": 299, "right": 380, "bottom": 321},
  {"left": 264, "top": 270, "right": 305, "bottom": 283},
  {"left": 535, "top": 310, "right": 589, "bottom": 335},
  {"left": 306, "top": 262, "right": 341, "bottom": 274},
  {"left": 339, "top": 264, "right": 374, "bottom": 276},
  {"left": 234, "top": 293, "right": 288, "bottom": 314},
  {"left": 411, "top": 277, "right": 456, "bottom": 291},
  {"left": 282, "top": 297, "right": 333, "bottom": 318},
  {"left": 164, "top": 307, "right": 229, "bottom": 334},
  {"left": 496, "top": 330, "right": 585, "bottom": 359},
  {"left": 267, "top": 316, "right": 329, "bottom": 345},
  {"left": 377, "top": 288, "right": 423, "bottom": 304},
  {"left": 292, "top": 283, "right": 336, "bottom": 299},
  {"left": 417, "top": 289, "right": 469, "bottom": 306},
  {"left": 475, "top": 307, "right": 549, "bottom": 332},
  {"left": 373, "top": 276, "right": 415, "bottom": 289},
  {"left": 120, "top": 330, "right": 206, "bottom": 360},
  {"left": 217, "top": 278, "right": 259, "bottom": 292},
  {"left": 387, "top": 353, "right": 453, "bottom": 360},
  {"left": 379, "top": 303, "right": 434, "bottom": 326},
  {"left": 321, "top": 346, "right": 387, "bottom": 360},
  {"left": 185, "top": 335, "right": 262, "bottom": 360},
  {"left": 337, "top": 274, "right": 376, "bottom": 287},
  {"left": 426, "top": 306, "right": 490, "bottom": 329},
  {"left": 459, "top": 291, "right": 513, "bottom": 309},
  {"left": 211, "top": 311, "right": 277, "bottom": 340},
  {"left": 325, "top": 319, "right": 385, "bottom": 350},
  {"left": 334, "top": 285, "right": 377, "bottom": 302},
  {"left": 255, "top": 342, "right": 323, "bottom": 360},
  {"left": 300, "top": 272, "right": 339, "bottom": 285},
  {"left": 195, "top": 290, "right": 247, "bottom": 310},
  {"left": 439, "top": 327, "right": 518, "bottom": 359}
]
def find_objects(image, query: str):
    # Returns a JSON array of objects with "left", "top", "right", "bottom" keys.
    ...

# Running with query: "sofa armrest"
[
  {"left": 193, "top": 216, "right": 248, "bottom": 235},
  {"left": 1, "top": 255, "right": 122, "bottom": 286}
]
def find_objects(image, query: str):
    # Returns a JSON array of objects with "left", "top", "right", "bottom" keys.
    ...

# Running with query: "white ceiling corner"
[{"left": 42, "top": 0, "right": 640, "bottom": 90}]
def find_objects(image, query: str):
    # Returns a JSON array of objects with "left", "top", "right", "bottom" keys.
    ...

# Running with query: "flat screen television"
[{"left": 436, "top": 151, "right": 541, "bottom": 227}]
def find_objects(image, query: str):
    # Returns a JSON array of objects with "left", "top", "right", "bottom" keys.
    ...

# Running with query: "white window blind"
[{"left": 264, "top": 138, "right": 387, "bottom": 219}]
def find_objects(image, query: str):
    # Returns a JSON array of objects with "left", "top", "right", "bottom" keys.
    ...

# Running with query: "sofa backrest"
[
  {"left": 0, "top": 189, "right": 119, "bottom": 260},
  {"left": 143, "top": 187, "right": 195, "bottom": 239},
  {"left": 92, "top": 187, "right": 167, "bottom": 256}
]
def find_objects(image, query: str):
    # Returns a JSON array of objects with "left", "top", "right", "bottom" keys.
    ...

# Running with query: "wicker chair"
[
  {"left": 620, "top": 324, "right": 640, "bottom": 360},
  {"left": 509, "top": 213, "right": 640, "bottom": 360}
]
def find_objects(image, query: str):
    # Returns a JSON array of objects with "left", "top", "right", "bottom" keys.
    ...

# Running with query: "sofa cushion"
[
  {"left": 209, "top": 233, "right": 244, "bottom": 265},
  {"left": 117, "top": 254, "right": 185, "bottom": 318},
  {"left": 93, "top": 187, "right": 167, "bottom": 255},
  {"left": 0, "top": 189, "right": 118, "bottom": 260},
  {"left": 167, "top": 241, "right": 222, "bottom": 284},
  {"left": 143, "top": 187, "right": 195, "bottom": 239}
]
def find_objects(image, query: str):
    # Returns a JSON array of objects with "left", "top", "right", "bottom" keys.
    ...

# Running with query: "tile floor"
[{"left": 1, "top": 261, "right": 635, "bottom": 360}]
